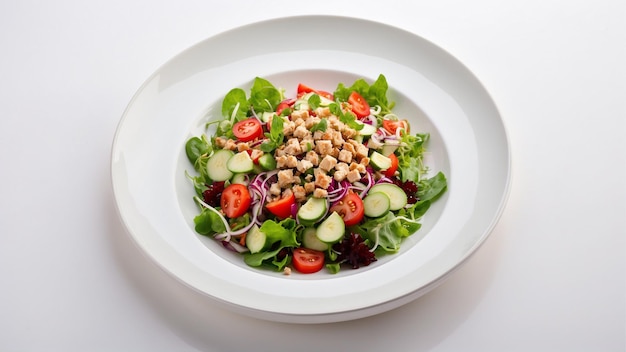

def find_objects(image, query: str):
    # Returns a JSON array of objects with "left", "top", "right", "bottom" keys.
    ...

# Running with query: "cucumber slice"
[
  {"left": 231, "top": 173, "right": 248, "bottom": 185},
  {"left": 261, "top": 111, "right": 275, "bottom": 123},
  {"left": 206, "top": 149, "right": 234, "bottom": 181},
  {"left": 297, "top": 197, "right": 327, "bottom": 226},
  {"left": 356, "top": 122, "right": 377, "bottom": 137},
  {"left": 368, "top": 183, "right": 407, "bottom": 211},
  {"left": 369, "top": 151, "right": 392, "bottom": 171},
  {"left": 227, "top": 151, "right": 254, "bottom": 174},
  {"left": 245, "top": 224, "right": 266, "bottom": 254},
  {"left": 381, "top": 140, "right": 400, "bottom": 156},
  {"left": 363, "top": 192, "right": 391, "bottom": 218},
  {"left": 258, "top": 153, "right": 276, "bottom": 171},
  {"left": 302, "top": 227, "right": 329, "bottom": 251},
  {"left": 316, "top": 211, "right": 345, "bottom": 244}
]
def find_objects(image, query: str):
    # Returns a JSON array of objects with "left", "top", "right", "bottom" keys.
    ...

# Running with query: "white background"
[{"left": 1, "top": 0, "right": 624, "bottom": 351}]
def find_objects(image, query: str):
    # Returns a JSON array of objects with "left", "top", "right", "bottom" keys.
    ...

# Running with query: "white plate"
[{"left": 111, "top": 15, "right": 510, "bottom": 323}]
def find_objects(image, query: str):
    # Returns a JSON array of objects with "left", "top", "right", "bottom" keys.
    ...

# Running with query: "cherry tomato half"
[
  {"left": 232, "top": 118, "right": 263, "bottom": 142},
  {"left": 384, "top": 153, "right": 399, "bottom": 178},
  {"left": 220, "top": 184, "right": 252, "bottom": 218},
  {"left": 382, "top": 119, "right": 409, "bottom": 135},
  {"left": 265, "top": 191, "right": 296, "bottom": 219},
  {"left": 296, "top": 83, "right": 334, "bottom": 100},
  {"left": 348, "top": 91, "right": 370, "bottom": 118},
  {"left": 292, "top": 247, "right": 325, "bottom": 274},
  {"left": 276, "top": 102, "right": 291, "bottom": 115},
  {"left": 329, "top": 192, "right": 365, "bottom": 226}
]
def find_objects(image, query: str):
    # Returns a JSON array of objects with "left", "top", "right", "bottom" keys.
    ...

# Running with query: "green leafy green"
[
  {"left": 260, "top": 115, "right": 285, "bottom": 152},
  {"left": 243, "top": 218, "right": 300, "bottom": 271},
  {"left": 221, "top": 88, "right": 249, "bottom": 121},
  {"left": 333, "top": 74, "right": 394, "bottom": 115},
  {"left": 249, "top": 77, "right": 282, "bottom": 114},
  {"left": 193, "top": 207, "right": 226, "bottom": 236},
  {"left": 309, "top": 118, "right": 328, "bottom": 133},
  {"left": 355, "top": 212, "right": 421, "bottom": 253}
]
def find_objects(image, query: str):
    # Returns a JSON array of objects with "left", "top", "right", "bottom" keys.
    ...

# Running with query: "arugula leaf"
[
  {"left": 221, "top": 88, "right": 249, "bottom": 121},
  {"left": 249, "top": 77, "right": 282, "bottom": 114}
]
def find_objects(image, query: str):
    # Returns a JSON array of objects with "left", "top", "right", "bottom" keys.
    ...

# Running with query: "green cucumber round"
[
  {"left": 316, "top": 211, "right": 345, "bottom": 244},
  {"left": 297, "top": 197, "right": 327, "bottom": 226},
  {"left": 363, "top": 192, "right": 391, "bottom": 218},
  {"left": 227, "top": 151, "right": 254, "bottom": 174},
  {"left": 368, "top": 183, "right": 407, "bottom": 211},
  {"left": 302, "top": 227, "right": 329, "bottom": 251},
  {"left": 206, "top": 149, "right": 234, "bottom": 181}
]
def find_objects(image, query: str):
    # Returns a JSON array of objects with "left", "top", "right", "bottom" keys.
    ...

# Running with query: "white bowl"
[{"left": 111, "top": 15, "right": 511, "bottom": 323}]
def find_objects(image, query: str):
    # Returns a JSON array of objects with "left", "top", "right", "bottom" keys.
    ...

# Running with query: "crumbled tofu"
[
  {"left": 236, "top": 142, "right": 250, "bottom": 152},
  {"left": 331, "top": 130, "right": 345, "bottom": 147},
  {"left": 283, "top": 120, "right": 295, "bottom": 137},
  {"left": 300, "top": 137, "right": 314, "bottom": 153},
  {"left": 341, "top": 127, "right": 358, "bottom": 139},
  {"left": 277, "top": 169, "right": 294, "bottom": 188},
  {"left": 269, "top": 182, "right": 281, "bottom": 196},
  {"left": 305, "top": 151, "right": 320, "bottom": 166},
  {"left": 333, "top": 170, "right": 347, "bottom": 182},
  {"left": 224, "top": 139, "right": 238, "bottom": 151},
  {"left": 214, "top": 136, "right": 228, "bottom": 148},
  {"left": 338, "top": 149, "right": 353, "bottom": 163},
  {"left": 305, "top": 116, "right": 321, "bottom": 129},
  {"left": 293, "top": 185, "right": 307, "bottom": 202},
  {"left": 286, "top": 155, "right": 298, "bottom": 168},
  {"left": 276, "top": 155, "right": 288, "bottom": 168},
  {"left": 249, "top": 149, "right": 263, "bottom": 161},
  {"left": 335, "top": 162, "right": 349, "bottom": 174},
  {"left": 313, "top": 188, "right": 328, "bottom": 198},
  {"left": 293, "top": 125, "right": 310, "bottom": 139},
  {"left": 284, "top": 138, "right": 303, "bottom": 155},
  {"left": 314, "top": 106, "right": 331, "bottom": 117},
  {"left": 318, "top": 155, "right": 337, "bottom": 172},
  {"left": 291, "top": 109, "right": 309, "bottom": 122},
  {"left": 346, "top": 169, "right": 362, "bottom": 183},
  {"left": 343, "top": 142, "right": 356, "bottom": 155},
  {"left": 315, "top": 140, "right": 333, "bottom": 156},
  {"left": 296, "top": 159, "right": 314, "bottom": 173},
  {"left": 314, "top": 168, "right": 332, "bottom": 189},
  {"left": 354, "top": 143, "right": 369, "bottom": 159}
]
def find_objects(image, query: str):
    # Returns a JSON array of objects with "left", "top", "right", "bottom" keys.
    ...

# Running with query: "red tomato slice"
[
  {"left": 265, "top": 191, "right": 296, "bottom": 219},
  {"left": 329, "top": 192, "right": 365, "bottom": 226},
  {"left": 232, "top": 118, "right": 263, "bottom": 142},
  {"left": 292, "top": 247, "right": 325, "bottom": 274},
  {"left": 296, "top": 83, "right": 334, "bottom": 100},
  {"left": 276, "top": 102, "right": 291, "bottom": 115},
  {"left": 384, "top": 153, "right": 399, "bottom": 177},
  {"left": 220, "top": 184, "right": 252, "bottom": 218},
  {"left": 348, "top": 91, "right": 370, "bottom": 118},
  {"left": 382, "top": 119, "right": 409, "bottom": 135}
]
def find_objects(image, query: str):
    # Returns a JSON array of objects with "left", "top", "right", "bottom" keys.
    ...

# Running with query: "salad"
[{"left": 184, "top": 74, "right": 447, "bottom": 274}]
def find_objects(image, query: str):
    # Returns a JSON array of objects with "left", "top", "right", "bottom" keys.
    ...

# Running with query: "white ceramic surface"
[{"left": 111, "top": 15, "right": 510, "bottom": 323}]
